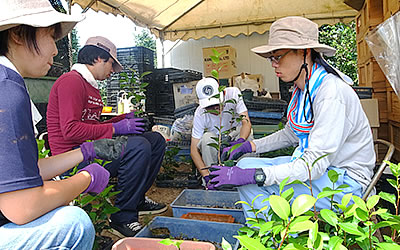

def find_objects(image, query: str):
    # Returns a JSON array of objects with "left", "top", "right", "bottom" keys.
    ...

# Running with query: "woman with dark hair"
[
  {"left": 0, "top": 1, "right": 114, "bottom": 249},
  {"left": 208, "top": 16, "right": 375, "bottom": 220}
]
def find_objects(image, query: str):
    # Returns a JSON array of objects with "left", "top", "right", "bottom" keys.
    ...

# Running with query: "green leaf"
[
  {"left": 337, "top": 184, "right": 350, "bottom": 189},
  {"left": 207, "top": 142, "right": 219, "bottom": 150},
  {"left": 352, "top": 195, "right": 368, "bottom": 211},
  {"left": 289, "top": 219, "right": 314, "bottom": 233},
  {"left": 338, "top": 222, "right": 364, "bottom": 236},
  {"left": 292, "top": 194, "right": 316, "bottom": 217},
  {"left": 379, "top": 191, "right": 397, "bottom": 206},
  {"left": 221, "top": 237, "right": 232, "bottom": 250},
  {"left": 234, "top": 235, "right": 267, "bottom": 250},
  {"left": 320, "top": 209, "right": 339, "bottom": 227},
  {"left": 376, "top": 242, "right": 400, "bottom": 250},
  {"left": 366, "top": 195, "right": 380, "bottom": 210},
  {"left": 328, "top": 169, "right": 340, "bottom": 183},
  {"left": 387, "top": 179, "right": 397, "bottom": 189},
  {"left": 355, "top": 207, "right": 369, "bottom": 221},
  {"left": 317, "top": 190, "right": 342, "bottom": 199},
  {"left": 269, "top": 195, "right": 291, "bottom": 220},
  {"left": 281, "top": 188, "right": 295, "bottom": 201},
  {"left": 341, "top": 193, "right": 353, "bottom": 207},
  {"left": 211, "top": 69, "right": 219, "bottom": 79},
  {"left": 328, "top": 236, "right": 343, "bottom": 250},
  {"left": 280, "top": 177, "right": 290, "bottom": 193},
  {"left": 283, "top": 243, "right": 307, "bottom": 250}
]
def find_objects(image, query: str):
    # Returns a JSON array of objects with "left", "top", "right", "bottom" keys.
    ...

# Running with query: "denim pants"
[
  {"left": 236, "top": 156, "right": 363, "bottom": 221},
  {"left": 0, "top": 206, "right": 94, "bottom": 250}
]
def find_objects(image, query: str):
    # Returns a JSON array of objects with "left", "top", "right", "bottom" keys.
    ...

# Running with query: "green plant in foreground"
[
  {"left": 70, "top": 160, "right": 120, "bottom": 250},
  {"left": 159, "top": 238, "right": 184, "bottom": 249},
  {"left": 36, "top": 139, "right": 50, "bottom": 159},
  {"left": 222, "top": 160, "right": 400, "bottom": 250}
]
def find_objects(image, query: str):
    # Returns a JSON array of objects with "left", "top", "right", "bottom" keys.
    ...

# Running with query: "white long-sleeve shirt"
[{"left": 254, "top": 73, "right": 375, "bottom": 191}]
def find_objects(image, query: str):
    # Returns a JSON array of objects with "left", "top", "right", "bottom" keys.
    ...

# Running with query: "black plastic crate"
[
  {"left": 117, "top": 46, "right": 154, "bottom": 67},
  {"left": 352, "top": 86, "right": 372, "bottom": 99},
  {"left": 279, "top": 80, "right": 294, "bottom": 104},
  {"left": 245, "top": 98, "right": 288, "bottom": 113}
]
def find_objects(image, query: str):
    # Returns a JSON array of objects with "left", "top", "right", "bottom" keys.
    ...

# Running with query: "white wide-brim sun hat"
[
  {"left": 0, "top": 0, "right": 84, "bottom": 40},
  {"left": 251, "top": 16, "right": 336, "bottom": 58}
]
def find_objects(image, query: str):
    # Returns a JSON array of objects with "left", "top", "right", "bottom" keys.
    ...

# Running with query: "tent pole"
[{"left": 160, "top": 32, "right": 165, "bottom": 68}]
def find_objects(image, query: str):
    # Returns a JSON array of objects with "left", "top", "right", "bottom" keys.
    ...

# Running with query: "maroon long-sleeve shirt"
[{"left": 47, "top": 70, "right": 125, "bottom": 155}]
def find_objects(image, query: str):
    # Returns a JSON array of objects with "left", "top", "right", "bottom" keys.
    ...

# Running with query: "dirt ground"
[{"left": 103, "top": 182, "right": 196, "bottom": 244}]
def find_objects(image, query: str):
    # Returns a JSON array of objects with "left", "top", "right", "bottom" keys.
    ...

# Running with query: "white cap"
[{"left": 195, "top": 78, "right": 224, "bottom": 108}]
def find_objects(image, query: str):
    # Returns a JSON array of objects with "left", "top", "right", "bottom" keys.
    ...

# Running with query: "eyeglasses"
[{"left": 267, "top": 50, "right": 292, "bottom": 64}]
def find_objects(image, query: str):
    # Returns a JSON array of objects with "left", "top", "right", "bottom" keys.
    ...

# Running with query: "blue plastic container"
[
  {"left": 170, "top": 189, "right": 246, "bottom": 224},
  {"left": 135, "top": 216, "right": 243, "bottom": 247}
]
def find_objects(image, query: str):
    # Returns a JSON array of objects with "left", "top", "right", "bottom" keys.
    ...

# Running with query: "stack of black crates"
[
  {"left": 106, "top": 46, "right": 155, "bottom": 110},
  {"left": 145, "top": 68, "right": 202, "bottom": 116}
]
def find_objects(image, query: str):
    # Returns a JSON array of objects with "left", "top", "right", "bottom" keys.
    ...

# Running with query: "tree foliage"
[
  {"left": 71, "top": 28, "right": 80, "bottom": 64},
  {"left": 134, "top": 29, "right": 156, "bottom": 51},
  {"left": 319, "top": 21, "right": 358, "bottom": 85}
]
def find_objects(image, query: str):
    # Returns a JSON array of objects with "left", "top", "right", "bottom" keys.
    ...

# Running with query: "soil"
[{"left": 102, "top": 183, "right": 188, "bottom": 244}]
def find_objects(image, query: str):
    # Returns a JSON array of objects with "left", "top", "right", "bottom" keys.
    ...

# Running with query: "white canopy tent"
[{"left": 71, "top": 0, "right": 358, "bottom": 42}]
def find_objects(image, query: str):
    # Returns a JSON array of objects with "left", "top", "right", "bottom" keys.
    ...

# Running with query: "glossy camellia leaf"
[
  {"left": 379, "top": 191, "right": 397, "bottom": 206},
  {"left": 328, "top": 236, "right": 343, "bottom": 249},
  {"left": 289, "top": 219, "right": 314, "bottom": 233},
  {"left": 221, "top": 237, "right": 232, "bottom": 250},
  {"left": 211, "top": 69, "right": 219, "bottom": 79},
  {"left": 269, "top": 195, "right": 291, "bottom": 220},
  {"left": 317, "top": 189, "right": 342, "bottom": 199},
  {"left": 282, "top": 243, "right": 307, "bottom": 250},
  {"left": 320, "top": 209, "right": 339, "bottom": 227},
  {"left": 355, "top": 207, "right": 369, "bottom": 221},
  {"left": 376, "top": 242, "right": 400, "bottom": 249},
  {"left": 352, "top": 195, "right": 368, "bottom": 212},
  {"left": 234, "top": 235, "right": 267, "bottom": 250},
  {"left": 338, "top": 222, "right": 364, "bottom": 236},
  {"left": 366, "top": 195, "right": 380, "bottom": 210},
  {"left": 328, "top": 169, "right": 339, "bottom": 183},
  {"left": 292, "top": 194, "right": 316, "bottom": 217},
  {"left": 341, "top": 193, "right": 353, "bottom": 207}
]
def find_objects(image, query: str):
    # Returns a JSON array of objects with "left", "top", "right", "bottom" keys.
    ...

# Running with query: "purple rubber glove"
[
  {"left": 221, "top": 141, "right": 253, "bottom": 161},
  {"left": 203, "top": 175, "right": 215, "bottom": 190},
  {"left": 229, "top": 138, "right": 246, "bottom": 146},
  {"left": 80, "top": 137, "right": 128, "bottom": 162},
  {"left": 125, "top": 111, "right": 136, "bottom": 119},
  {"left": 208, "top": 165, "right": 256, "bottom": 190},
  {"left": 113, "top": 118, "right": 145, "bottom": 135},
  {"left": 77, "top": 163, "right": 110, "bottom": 194}
]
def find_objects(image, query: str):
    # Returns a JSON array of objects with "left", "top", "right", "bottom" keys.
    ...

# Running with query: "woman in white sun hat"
[
  {"left": 0, "top": 1, "right": 111, "bottom": 249},
  {"left": 208, "top": 16, "right": 375, "bottom": 219}
]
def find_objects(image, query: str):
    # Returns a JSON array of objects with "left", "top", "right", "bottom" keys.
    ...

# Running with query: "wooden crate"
[
  {"left": 366, "top": 58, "right": 387, "bottom": 85},
  {"left": 389, "top": 120, "right": 400, "bottom": 162},
  {"left": 357, "top": 38, "right": 372, "bottom": 64},
  {"left": 358, "top": 59, "right": 387, "bottom": 88},
  {"left": 388, "top": 90, "right": 400, "bottom": 123},
  {"left": 356, "top": 0, "right": 384, "bottom": 40},
  {"left": 358, "top": 62, "right": 368, "bottom": 86},
  {"left": 383, "top": 0, "right": 400, "bottom": 20},
  {"left": 373, "top": 91, "right": 389, "bottom": 122}
]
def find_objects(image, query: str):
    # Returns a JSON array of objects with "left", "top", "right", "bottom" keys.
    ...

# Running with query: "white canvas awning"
[{"left": 71, "top": 0, "right": 358, "bottom": 41}]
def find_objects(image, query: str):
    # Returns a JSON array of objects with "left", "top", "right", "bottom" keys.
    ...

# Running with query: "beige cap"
[
  {"left": 251, "top": 16, "right": 336, "bottom": 58},
  {"left": 85, "top": 36, "right": 123, "bottom": 73},
  {"left": 0, "top": 0, "right": 84, "bottom": 41}
]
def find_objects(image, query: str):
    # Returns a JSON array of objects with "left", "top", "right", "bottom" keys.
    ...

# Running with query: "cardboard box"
[
  {"left": 361, "top": 98, "right": 380, "bottom": 128},
  {"left": 172, "top": 81, "right": 199, "bottom": 109},
  {"left": 202, "top": 45, "right": 237, "bottom": 79},
  {"left": 230, "top": 72, "right": 263, "bottom": 93}
]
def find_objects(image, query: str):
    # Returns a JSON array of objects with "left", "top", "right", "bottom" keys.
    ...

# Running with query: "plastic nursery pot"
[
  {"left": 181, "top": 212, "right": 235, "bottom": 223},
  {"left": 111, "top": 237, "right": 215, "bottom": 250}
]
